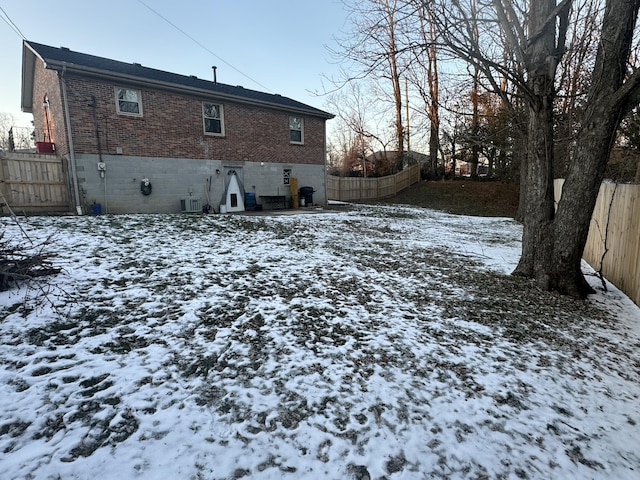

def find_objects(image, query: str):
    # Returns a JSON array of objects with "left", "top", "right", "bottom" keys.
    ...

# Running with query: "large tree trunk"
[
  {"left": 513, "top": 94, "right": 556, "bottom": 281},
  {"left": 548, "top": 111, "right": 617, "bottom": 297},
  {"left": 512, "top": 0, "right": 558, "bottom": 281},
  {"left": 517, "top": 0, "right": 640, "bottom": 297},
  {"left": 545, "top": 0, "right": 640, "bottom": 297},
  {"left": 429, "top": 118, "right": 439, "bottom": 175}
]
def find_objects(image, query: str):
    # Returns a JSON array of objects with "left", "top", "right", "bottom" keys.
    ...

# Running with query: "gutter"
[{"left": 60, "top": 66, "right": 83, "bottom": 215}]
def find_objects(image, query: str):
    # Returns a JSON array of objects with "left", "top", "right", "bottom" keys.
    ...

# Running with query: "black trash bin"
[{"left": 299, "top": 186, "right": 314, "bottom": 206}]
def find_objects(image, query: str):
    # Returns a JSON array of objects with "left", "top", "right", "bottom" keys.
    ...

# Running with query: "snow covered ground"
[{"left": 1, "top": 204, "right": 639, "bottom": 480}]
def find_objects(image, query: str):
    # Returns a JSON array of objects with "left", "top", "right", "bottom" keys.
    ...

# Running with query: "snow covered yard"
[{"left": 1, "top": 205, "right": 639, "bottom": 480}]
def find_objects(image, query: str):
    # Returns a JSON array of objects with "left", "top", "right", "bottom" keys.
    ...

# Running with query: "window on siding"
[
  {"left": 115, "top": 87, "right": 142, "bottom": 116},
  {"left": 203, "top": 102, "right": 224, "bottom": 135},
  {"left": 289, "top": 116, "right": 303, "bottom": 144}
]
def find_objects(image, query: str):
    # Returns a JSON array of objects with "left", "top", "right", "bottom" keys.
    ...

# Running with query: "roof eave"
[
  {"left": 21, "top": 41, "right": 39, "bottom": 113},
  {"left": 41, "top": 60, "right": 334, "bottom": 119}
]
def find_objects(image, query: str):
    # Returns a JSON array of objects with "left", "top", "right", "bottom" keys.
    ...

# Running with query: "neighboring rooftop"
[{"left": 21, "top": 40, "right": 333, "bottom": 119}]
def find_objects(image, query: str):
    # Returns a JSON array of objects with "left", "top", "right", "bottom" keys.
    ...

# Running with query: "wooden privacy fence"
[
  {"left": 0, "top": 152, "right": 71, "bottom": 214},
  {"left": 555, "top": 179, "right": 640, "bottom": 306},
  {"left": 327, "top": 164, "right": 421, "bottom": 201}
]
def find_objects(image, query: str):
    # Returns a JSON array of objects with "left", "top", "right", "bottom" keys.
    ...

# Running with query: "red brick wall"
[
  {"left": 55, "top": 72, "right": 327, "bottom": 165},
  {"left": 32, "top": 61, "right": 68, "bottom": 155}
]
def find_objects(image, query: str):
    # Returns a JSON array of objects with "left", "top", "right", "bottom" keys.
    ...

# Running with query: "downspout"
[
  {"left": 323, "top": 120, "right": 328, "bottom": 207},
  {"left": 61, "top": 66, "right": 83, "bottom": 215}
]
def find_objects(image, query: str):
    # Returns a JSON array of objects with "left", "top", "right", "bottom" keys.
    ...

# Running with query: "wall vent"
[{"left": 180, "top": 197, "right": 202, "bottom": 213}]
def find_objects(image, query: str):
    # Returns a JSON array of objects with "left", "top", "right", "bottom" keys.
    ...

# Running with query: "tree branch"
[
  {"left": 616, "top": 67, "right": 640, "bottom": 117},
  {"left": 526, "top": 0, "right": 573, "bottom": 50},
  {"left": 492, "top": 0, "right": 527, "bottom": 66}
]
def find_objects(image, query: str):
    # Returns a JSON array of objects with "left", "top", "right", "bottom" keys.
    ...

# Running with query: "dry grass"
[{"left": 383, "top": 180, "right": 520, "bottom": 218}]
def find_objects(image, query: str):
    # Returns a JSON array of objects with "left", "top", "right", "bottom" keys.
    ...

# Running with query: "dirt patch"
[{"left": 384, "top": 180, "right": 520, "bottom": 218}]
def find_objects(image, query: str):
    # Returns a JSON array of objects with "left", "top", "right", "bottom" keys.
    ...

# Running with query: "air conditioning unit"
[{"left": 180, "top": 197, "right": 202, "bottom": 213}]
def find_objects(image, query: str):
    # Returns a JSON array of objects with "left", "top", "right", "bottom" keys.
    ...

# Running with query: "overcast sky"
[{"left": 0, "top": 0, "right": 349, "bottom": 127}]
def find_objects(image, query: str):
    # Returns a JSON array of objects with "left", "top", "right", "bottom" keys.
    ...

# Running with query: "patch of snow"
[{"left": 1, "top": 205, "right": 639, "bottom": 479}]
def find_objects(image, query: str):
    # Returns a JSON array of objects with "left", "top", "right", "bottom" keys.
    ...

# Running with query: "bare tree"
[
  {"left": 426, "top": 0, "right": 640, "bottom": 297},
  {"left": 332, "top": 0, "right": 409, "bottom": 167},
  {"left": 554, "top": 0, "right": 601, "bottom": 178},
  {"left": 326, "top": 82, "right": 394, "bottom": 176},
  {"left": 551, "top": 0, "right": 640, "bottom": 296},
  {"left": 0, "top": 113, "right": 13, "bottom": 150},
  {"left": 405, "top": 0, "right": 442, "bottom": 177},
  {"left": 469, "top": 0, "right": 481, "bottom": 178},
  {"left": 382, "top": 0, "right": 406, "bottom": 166},
  {"left": 0, "top": 112, "right": 34, "bottom": 151},
  {"left": 614, "top": 106, "right": 640, "bottom": 182}
]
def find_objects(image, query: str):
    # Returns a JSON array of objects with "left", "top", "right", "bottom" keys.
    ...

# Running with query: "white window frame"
[
  {"left": 289, "top": 116, "right": 304, "bottom": 144},
  {"left": 203, "top": 102, "right": 225, "bottom": 136},
  {"left": 115, "top": 87, "right": 143, "bottom": 116}
]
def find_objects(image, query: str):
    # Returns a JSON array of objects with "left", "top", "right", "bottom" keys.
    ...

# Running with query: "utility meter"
[{"left": 97, "top": 162, "right": 106, "bottom": 178}]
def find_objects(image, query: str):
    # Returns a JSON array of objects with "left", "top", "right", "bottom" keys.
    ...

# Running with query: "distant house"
[{"left": 20, "top": 40, "right": 333, "bottom": 214}]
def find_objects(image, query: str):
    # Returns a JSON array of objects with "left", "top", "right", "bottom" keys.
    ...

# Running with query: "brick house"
[{"left": 20, "top": 40, "right": 333, "bottom": 213}]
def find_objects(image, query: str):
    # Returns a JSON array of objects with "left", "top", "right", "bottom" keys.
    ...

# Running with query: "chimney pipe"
[{"left": 212, "top": 65, "right": 217, "bottom": 84}]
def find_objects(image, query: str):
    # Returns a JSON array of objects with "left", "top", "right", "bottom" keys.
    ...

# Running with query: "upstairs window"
[
  {"left": 203, "top": 102, "right": 224, "bottom": 136},
  {"left": 289, "top": 116, "right": 303, "bottom": 144},
  {"left": 115, "top": 87, "right": 142, "bottom": 116}
]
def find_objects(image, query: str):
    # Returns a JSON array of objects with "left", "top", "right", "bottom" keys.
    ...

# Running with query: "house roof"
[
  {"left": 21, "top": 40, "right": 334, "bottom": 119},
  {"left": 366, "top": 150, "right": 429, "bottom": 162}
]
